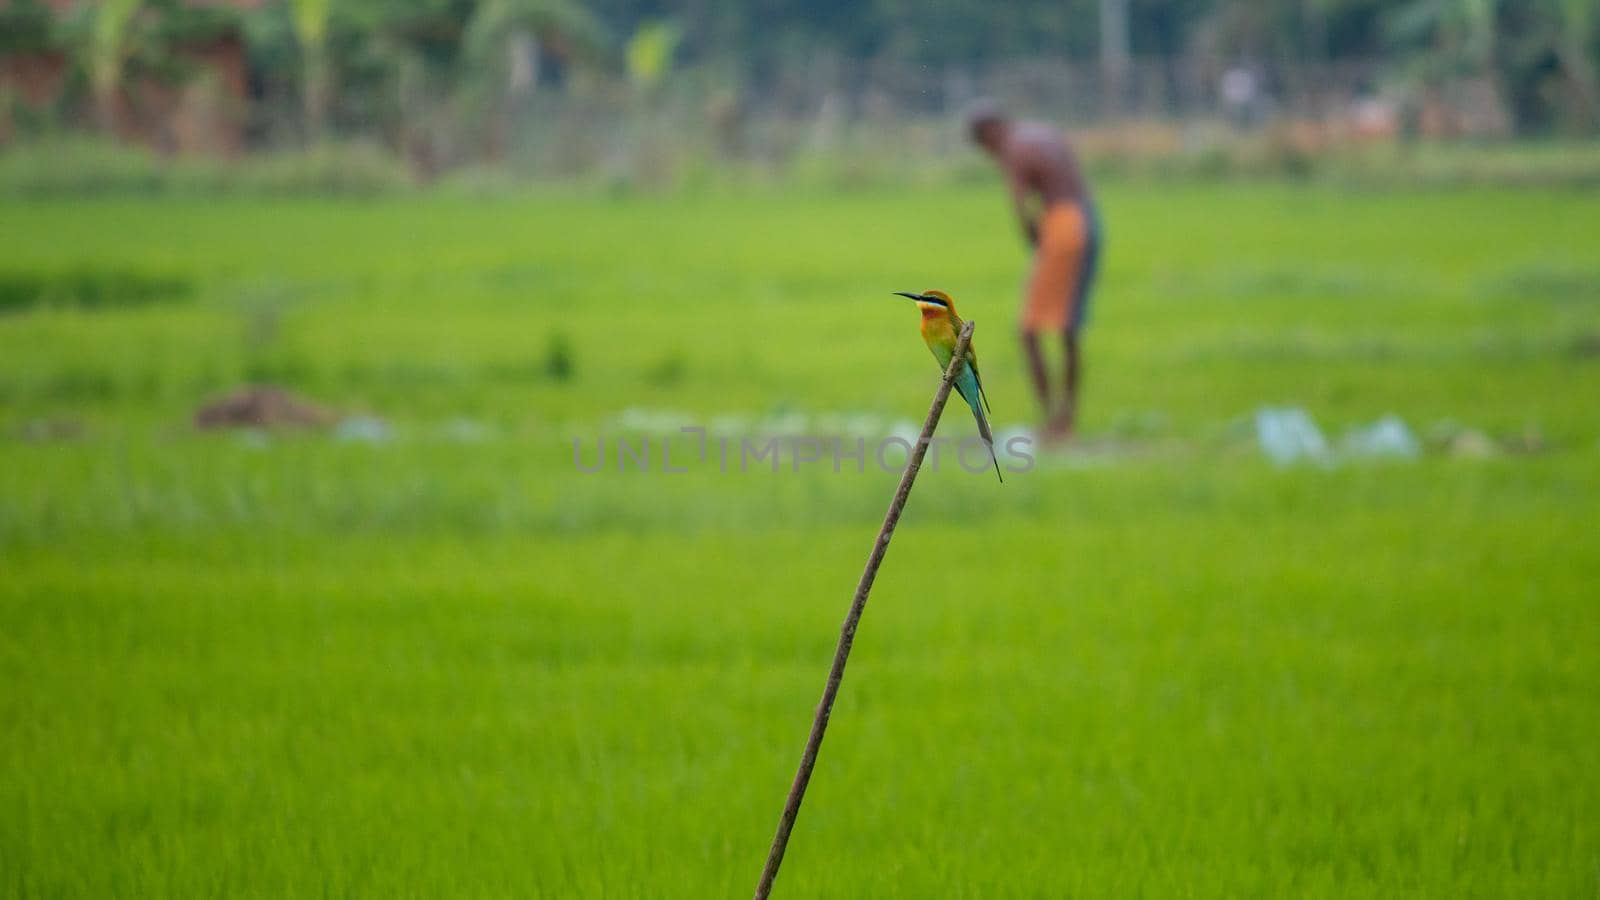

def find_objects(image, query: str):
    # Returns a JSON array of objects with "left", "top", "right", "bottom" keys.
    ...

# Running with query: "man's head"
[{"left": 963, "top": 99, "right": 1009, "bottom": 156}]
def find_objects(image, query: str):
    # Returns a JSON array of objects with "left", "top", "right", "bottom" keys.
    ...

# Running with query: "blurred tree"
[
  {"left": 8, "top": 0, "right": 1598, "bottom": 153},
  {"left": 0, "top": 0, "right": 57, "bottom": 57},
  {"left": 1099, "top": 0, "right": 1131, "bottom": 115},
  {"left": 1543, "top": 0, "right": 1599, "bottom": 130},
  {"left": 463, "top": 0, "right": 606, "bottom": 89},
  {"left": 1383, "top": 0, "right": 1509, "bottom": 134},
  {"left": 624, "top": 19, "right": 679, "bottom": 93},
  {"left": 288, "top": 0, "right": 332, "bottom": 139},
  {"left": 87, "top": 0, "right": 144, "bottom": 132},
  {"left": 0, "top": 0, "right": 61, "bottom": 138},
  {"left": 463, "top": 0, "right": 607, "bottom": 157}
]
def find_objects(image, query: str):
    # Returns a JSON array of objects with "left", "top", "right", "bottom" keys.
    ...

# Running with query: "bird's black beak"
[{"left": 893, "top": 292, "right": 924, "bottom": 301}]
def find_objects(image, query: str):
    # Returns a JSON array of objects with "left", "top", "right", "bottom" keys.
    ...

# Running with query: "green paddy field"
[{"left": 1, "top": 182, "right": 1597, "bottom": 896}]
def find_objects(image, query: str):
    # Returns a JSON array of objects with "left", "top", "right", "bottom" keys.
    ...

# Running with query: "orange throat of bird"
[{"left": 918, "top": 306, "right": 956, "bottom": 342}]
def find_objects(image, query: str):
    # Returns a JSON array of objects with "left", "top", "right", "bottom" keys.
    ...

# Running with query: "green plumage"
[{"left": 899, "top": 290, "right": 1002, "bottom": 482}]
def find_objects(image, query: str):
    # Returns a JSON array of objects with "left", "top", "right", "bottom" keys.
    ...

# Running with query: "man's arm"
[{"left": 1010, "top": 171, "right": 1039, "bottom": 248}]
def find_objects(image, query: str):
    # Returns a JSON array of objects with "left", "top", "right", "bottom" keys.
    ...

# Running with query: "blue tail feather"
[{"left": 953, "top": 367, "right": 1003, "bottom": 482}]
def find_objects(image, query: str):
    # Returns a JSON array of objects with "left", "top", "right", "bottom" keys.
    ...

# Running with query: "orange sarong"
[{"left": 1021, "top": 203, "right": 1093, "bottom": 334}]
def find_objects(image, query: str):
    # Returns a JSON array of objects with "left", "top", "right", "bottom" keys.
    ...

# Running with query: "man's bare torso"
[{"left": 1003, "top": 121, "right": 1089, "bottom": 208}]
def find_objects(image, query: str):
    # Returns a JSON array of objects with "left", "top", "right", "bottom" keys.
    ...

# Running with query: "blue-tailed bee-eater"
[{"left": 894, "top": 290, "right": 1002, "bottom": 482}]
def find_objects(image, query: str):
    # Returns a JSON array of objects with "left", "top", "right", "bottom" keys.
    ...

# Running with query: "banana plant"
[
  {"left": 87, "top": 0, "right": 143, "bottom": 132},
  {"left": 288, "top": 0, "right": 331, "bottom": 139},
  {"left": 625, "top": 19, "right": 680, "bottom": 95}
]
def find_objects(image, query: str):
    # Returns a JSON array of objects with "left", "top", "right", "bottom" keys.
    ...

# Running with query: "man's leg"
[
  {"left": 1058, "top": 327, "right": 1082, "bottom": 436},
  {"left": 1024, "top": 203, "right": 1088, "bottom": 439},
  {"left": 1020, "top": 328, "right": 1051, "bottom": 415},
  {"left": 1055, "top": 201, "right": 1100, "bottom": 440}
]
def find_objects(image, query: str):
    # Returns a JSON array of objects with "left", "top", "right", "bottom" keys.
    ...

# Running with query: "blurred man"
[{"left": 966, "top": 101, "right": 1101, "bottom": 442}]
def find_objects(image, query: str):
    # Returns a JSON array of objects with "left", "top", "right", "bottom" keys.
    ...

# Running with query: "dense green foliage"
[
  {"left": 3, "top": 0, "right": 1598, "bottom": 158},
  {"left": 1, "top": 183, "right": 1598, "bottom": 895}
]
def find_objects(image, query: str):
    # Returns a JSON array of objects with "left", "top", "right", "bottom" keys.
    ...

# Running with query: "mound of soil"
[{"left": 194, "top": 385, "right": 334, "bottom": 430}]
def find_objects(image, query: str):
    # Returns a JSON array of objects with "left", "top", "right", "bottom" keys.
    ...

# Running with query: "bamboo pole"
[{"left": 753, "top": 320, "right": 978, "bottom": 900}]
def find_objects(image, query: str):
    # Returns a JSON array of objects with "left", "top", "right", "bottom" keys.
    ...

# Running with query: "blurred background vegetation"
[
  {"left": 4, "top": 6, "right": 1599, "bottom": 896},
  {"left": 2, "top": 0, "right": 1599, "bottom": 194}
]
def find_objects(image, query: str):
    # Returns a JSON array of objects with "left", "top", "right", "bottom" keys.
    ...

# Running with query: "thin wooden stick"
[{"left": 753, "top": 320, "right": 977, "bottom": 900}]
